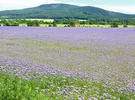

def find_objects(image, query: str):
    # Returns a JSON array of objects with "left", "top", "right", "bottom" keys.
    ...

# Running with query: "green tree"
[
  {"left": 52, "top": 22, "right": 57, "bottom": 27},
  {"left": 27, "top": 21, "right": 39, "bottom": 27},
  {"left": 69, "top": 21, "right": 75, "bottom": 27},
  {"left": 123, "top": 24, "right": 128, "bottom": 27},
  {"left": 48, "top": 24, "right": 52, "bottom": 27},
  {"left": 111, "top": 22, "right": 119, "bottom": 28},
  {"left": 3, "top": 22, "right": 11, "bottom": 26},
  {"left": 80, "top": 21, "right": 88, "bottom": 24}
]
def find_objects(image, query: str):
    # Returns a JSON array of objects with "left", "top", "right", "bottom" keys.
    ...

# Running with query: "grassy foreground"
[{"left": 0, "top": 71, "right": 134, "bottom": 100}]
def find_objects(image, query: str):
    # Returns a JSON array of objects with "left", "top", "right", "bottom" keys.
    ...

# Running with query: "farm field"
[
  {"left": 0, "top": 27, "right": 135, "bottom": 99},
  {"left": 26, "top": 19, "right": 54, "bottom": 22}
]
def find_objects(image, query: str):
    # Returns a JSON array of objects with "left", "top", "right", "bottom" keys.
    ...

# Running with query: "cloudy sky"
[{"left": 0, "top": 0, "right": 135, "bottom": 14}]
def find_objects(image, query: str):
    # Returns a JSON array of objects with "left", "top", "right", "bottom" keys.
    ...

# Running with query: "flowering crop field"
[{"left": 0, "top": 27, "right": 135, "bottom": 100}]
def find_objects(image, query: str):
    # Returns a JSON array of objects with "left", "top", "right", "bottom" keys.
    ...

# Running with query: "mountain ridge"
[{"left": 0, "top": 3, "right": 135, "bottom": 19}]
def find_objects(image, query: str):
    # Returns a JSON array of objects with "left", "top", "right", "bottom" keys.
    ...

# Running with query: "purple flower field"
[{"left": 0, "top": 26, "right": 135, "bottom": 99}]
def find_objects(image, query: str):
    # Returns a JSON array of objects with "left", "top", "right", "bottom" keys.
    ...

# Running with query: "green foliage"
[
  {"left": 1, "top": 19, "right": 19, "bottom": 26},
  {"left": 80, "top": 21, "right": 88, "bottom": 24},
  {"left": 0, "top": 18, "right": 134, "bottom": 27},
  {"left": 52, "top": 22, "right": 57, "bottom": 27},
  {"left": 111, "top": 22, "right": 119, "bottom": 28},
  {"left": 48, "top": 24, "right": 52, "bottom": 27},
  {"left": 123, "top": 24, "right": 128, "bottom": 27},
  {"left": 0, "top": 4, "right": 135, "bottom": 25},
  {"left": 69, "top": 21, "right": 76, "bottom": 27},
  {"left": 0, "top": 71, "right": 135, "bottom": 100},
  {"left": 98, "top": 22, "right": 107, "bottom": 25},
  {"left": 27, "top": 21, "right": 40, "bottom": 26}
]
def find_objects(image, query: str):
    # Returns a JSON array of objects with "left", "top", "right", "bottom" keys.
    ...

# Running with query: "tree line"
[{"left": 0, "top": 19, "right": 132, "bottom": 27}]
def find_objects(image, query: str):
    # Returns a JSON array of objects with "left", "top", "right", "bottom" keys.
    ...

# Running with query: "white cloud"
[
  {"left": 91, "top": 5, "right": 135, "bottom": 14},
  {"left": 0, "top": 0, "right": 57, "bottom": 5},
  {"left": 0, "top": 0, "right": 60, "bottom": 10},
  {"left": 64, "top": 2, "right": 135, "bottom": 14}
]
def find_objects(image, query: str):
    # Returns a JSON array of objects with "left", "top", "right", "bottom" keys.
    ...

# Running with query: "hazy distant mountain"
[{"left": 0, "top": 3, "right": 135, "bottom": 19}]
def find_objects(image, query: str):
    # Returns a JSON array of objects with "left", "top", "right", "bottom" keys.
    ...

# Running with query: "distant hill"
[{"left": 0, "top": 3, "right": 135, "bottom": 20}]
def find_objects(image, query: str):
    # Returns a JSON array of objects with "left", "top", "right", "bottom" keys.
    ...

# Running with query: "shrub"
[
  {"left": 69, "top": 21, "right": 76, "bottom": 27},
  {"left": 48, "top": 24, "right": 52, "bottom": 27},
  {"left": 123, "top": 24, "right": 128, "bottom": 27},
  {"left": 111, "top": 22, "right": 119, "bottom": 28},
  {"left": 2, "top": 20, "right": 19, "bottom": 26},
  {"left": 27, "top": 21, "right": 39, "bottom": 27},
  {"left": 52, "top": 22, "right": 57, "bottom": 27}
]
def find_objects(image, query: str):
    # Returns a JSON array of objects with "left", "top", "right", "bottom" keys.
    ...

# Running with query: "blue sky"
[{"left": 0, "top": 0, "right": 135, "bottom": 14}]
